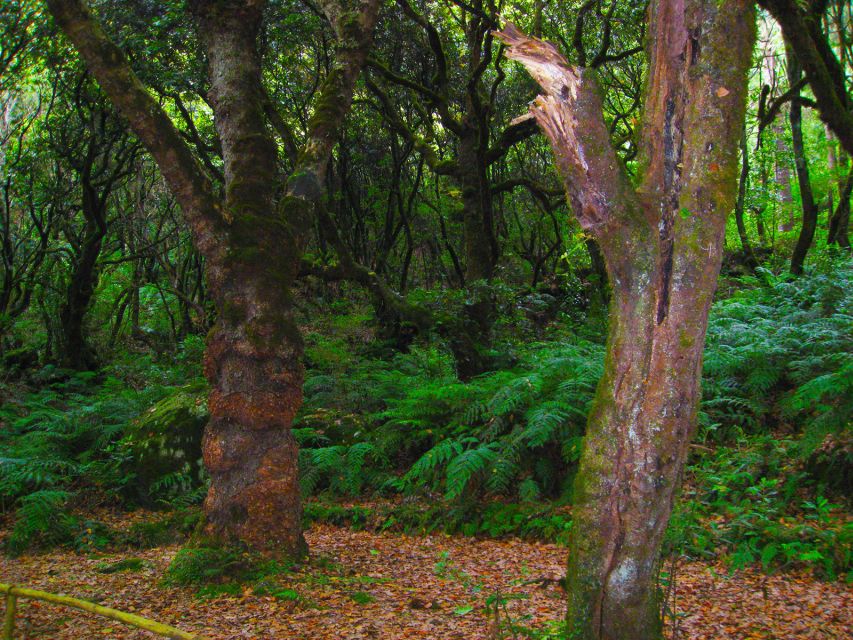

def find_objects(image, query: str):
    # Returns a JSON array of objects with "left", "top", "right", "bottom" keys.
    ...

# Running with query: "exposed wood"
[{"left": 496, "top": 5, "right": 755, "bottom": 636}]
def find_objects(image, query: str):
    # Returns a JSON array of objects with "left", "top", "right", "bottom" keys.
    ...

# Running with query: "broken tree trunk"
[{"left": 496, "top": 2, "right": 755, "bottom": 637}]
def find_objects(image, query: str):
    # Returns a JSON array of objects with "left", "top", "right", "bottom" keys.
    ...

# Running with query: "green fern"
[{"left": 5, "top": 490, "right": 76, "bottom": 555}]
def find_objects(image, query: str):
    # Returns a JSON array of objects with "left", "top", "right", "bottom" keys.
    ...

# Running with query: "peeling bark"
[{"left": 496, "top": 3, "right": 755, "bottom": 637}]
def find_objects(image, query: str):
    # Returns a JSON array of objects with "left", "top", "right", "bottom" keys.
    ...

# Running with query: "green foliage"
[
  {"left": 123, "top": 379, "right": 208, "bottom": 505},
  {"left": 298, "top": 339, "right": 603, "bottom": 503},
  {"left": 164, "top": 547, "right": 257, "bottom": 586},
  {"left": 0, "top": 347, "right": 207, "bottom": 553},
  {"left": 304, "top": 500, "right": 574, "bottom": 545},
  {"left": 123, "top": 508, "right": 202, "bottom": 549},
  {"left": 164, "top": 545, "right": 297, "bottom": 599},
  {"left": 348, "top": 591, "right": 375, "bottom": 605},
  {"left": 666, "top": 437, "right": 851, "bottom": 579},
  {"left": 701, "top": 264, "right": 853, "bottom": 448},
  {"left": 4, "top": 490, "right": 76, "bottom": 555},
  {"left": 96, "top": 557, "right": 147, "bottom": 573}
]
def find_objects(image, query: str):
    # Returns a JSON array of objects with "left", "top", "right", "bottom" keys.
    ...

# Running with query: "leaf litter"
[{"left": 1, "top": 518, "right": 850, "bottom": 639}]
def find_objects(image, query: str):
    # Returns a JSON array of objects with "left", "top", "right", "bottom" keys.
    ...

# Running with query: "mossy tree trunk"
[
  {"left": 496, "top": 1, "right": 755, "bottom": 636},
  {"left": 47, "top": 0, "right": 379, "bottom": 555},
  {"left": 787, "top": 47, "right": 818, "bottom": 276},
  {"left": 188, "top": 0, "right": 308, "bottom": 553}
]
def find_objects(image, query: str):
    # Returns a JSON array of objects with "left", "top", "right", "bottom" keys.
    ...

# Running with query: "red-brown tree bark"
[
  {"left": 496, "top": 1, "right": 755, "bottom": 636},
  {"left": 47, "top": 0, "right": 379, "bottom": 555}
]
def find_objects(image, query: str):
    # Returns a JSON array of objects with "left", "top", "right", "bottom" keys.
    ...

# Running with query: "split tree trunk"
[{"left": 496, "top": 1, "right": 755, "bottom": 636}]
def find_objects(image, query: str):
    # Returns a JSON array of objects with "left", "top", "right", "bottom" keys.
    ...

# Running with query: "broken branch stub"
[{"left": 493, "top": 23, "right": 637, "bottom": 235}]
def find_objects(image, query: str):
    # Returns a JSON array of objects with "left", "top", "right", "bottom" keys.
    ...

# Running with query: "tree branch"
[
  {"left": 46, "top": 0, "right": 224, "bottom": 260},
  {"left": 494, "top": 23, "right": 639, "bottom": 236}
]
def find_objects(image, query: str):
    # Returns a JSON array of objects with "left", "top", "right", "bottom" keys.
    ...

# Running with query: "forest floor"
[{"left": 1, "top": 512, "right": 851, "bottom": 640}]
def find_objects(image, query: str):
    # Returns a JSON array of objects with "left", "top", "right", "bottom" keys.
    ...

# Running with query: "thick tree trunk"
[
  {"left": 497, "top": 1, "right": 755, "bottom": 635},
  {"left": 567, "top": 267, "right": 710, "bottom": 637},
  {"left": 182, "top": 0, "right": 305, "bottom": 553},
  {"left": 48, "top": 0, "right": 379, "bottom": 554}
]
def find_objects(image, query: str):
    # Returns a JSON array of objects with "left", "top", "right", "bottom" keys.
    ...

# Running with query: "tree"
[
  {"left": 46, "top": 0, "right": 380, "bottom": 555},
  {"left": 495, "top": 0, "right": 755, "bottom": 636},
  {"left": 760, "top": 0, "right": 853, "bottom": 156},
  {"left": 786, "top": 46, "right": 819, "bottom": 275},
  {"left": 47, "top": 70, "right": 141, "bottom": 369}
]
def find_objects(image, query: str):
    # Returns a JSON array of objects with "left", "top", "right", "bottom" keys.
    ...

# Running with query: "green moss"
[
  {"left": 96, "top": 557, "right": 146, "bottom": 573},
  {"left": 122, "top": 382, "right": 208, "bottom": 503}
]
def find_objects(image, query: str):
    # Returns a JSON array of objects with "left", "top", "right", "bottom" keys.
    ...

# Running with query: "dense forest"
[{"left": 0, "top": 0, "right": 850, "bottom": 638}]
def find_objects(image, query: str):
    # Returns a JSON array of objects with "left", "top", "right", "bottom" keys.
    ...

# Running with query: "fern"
[
  {"left": 5, "top": 490, "right": 76, "bottom": 555},
  {"left": 444, "top": 443, "right": 498, "bottom": 500}
]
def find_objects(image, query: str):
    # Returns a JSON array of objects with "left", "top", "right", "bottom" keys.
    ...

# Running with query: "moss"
[
  {"left": 219, "top": 298, "right": 246, "bottom": 327},
  {"left": 244, "top": 311, "right": 303, "bottom": 353},
  {"left": 96, "top": 557, "right": 146, "bottom": 573},
  {"left": 298, "top": 66, "right": 347, "bottom": 167},
  {"left": 122, "top": 381, "right": 208, "bottom": 503}
]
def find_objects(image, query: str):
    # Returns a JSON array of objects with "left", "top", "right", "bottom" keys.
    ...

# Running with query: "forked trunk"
[{"left": 496, "top": 1, "right": 755, "bottom": 636}]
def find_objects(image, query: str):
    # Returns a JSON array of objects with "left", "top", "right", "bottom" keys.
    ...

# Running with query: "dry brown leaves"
[{"left": 1, "top": 520, "right": 850, "bottom": 639}]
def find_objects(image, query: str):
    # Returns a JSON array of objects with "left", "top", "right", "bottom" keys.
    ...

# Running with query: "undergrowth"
[
  {"left": 1, "top": 264, "right": 850, "bottom": 580},
  {"left": 0, "top": 338, "right": 206, "bottom": 554}
]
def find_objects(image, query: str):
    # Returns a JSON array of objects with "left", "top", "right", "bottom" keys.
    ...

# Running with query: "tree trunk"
[
  {"left": 735, "top": 125, "right": 757, "bottom": 267},
  {"left": 788, "top": 48, "right": 818, "bottom": 275},
  {"left": 456, "top": 128, "right": 498, "bottom": 380},
  {"left": 774, "top": 118, "right": 794, "bottom": 232},
  {"left": 58, "top": 219, "right": 103, "bottom": 369},
  {"left": 828, "top": 167, "right": 852, "bottom": 248},
  {"left": 497, "top": 1, "right": 755, "bottom": 635},
  {"left": 48, "top": 0, "right": 379, "bottom": 554}
]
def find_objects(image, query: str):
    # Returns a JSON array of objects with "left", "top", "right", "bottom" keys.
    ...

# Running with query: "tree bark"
[
  {"left": 47, "top": 0, "right": 379, "bottom": 554},
  {"left": 496, "top": 1, "right": 755, "bottom": 636},
  {"left": 828, "top": 167, "right": 852, "bottom": 248},
  {"left": 787, "top": 47, "right": 819, "bottom": 276}
]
